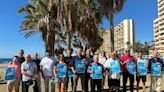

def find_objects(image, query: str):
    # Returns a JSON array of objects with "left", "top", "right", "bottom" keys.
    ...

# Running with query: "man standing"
[
  {"left": 18, "top": 50, "right": 25, "bottom": 64},
  {"left": 7, "top": 56, "right": 21, "bottom": 92},
  {"left": 149, "top": 50, "right": 163, "bottom": 92},
  {"left": 32, "top": 53, "right": 41, "bottom": 92},
  {"left": 71, "top": 46, "right": 86, "bottom": 92},
  {"left": 21, "top": 55, "right": 39, "bottom": 92},
  {"left": 121, "top": 48, "right": 136, "bottom": 92},
  {"left": 65, "top": 48, "right": 74, "bottom": 91},
  {"left": 40, "top": 50, "right": 57, "bottom": 92},
  {"left": 85, "top": 49, "right": 93, "bottom": 92}
]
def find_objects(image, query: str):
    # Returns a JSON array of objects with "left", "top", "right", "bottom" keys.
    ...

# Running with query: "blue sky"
[{"left": 0, "top": 0, "right": 158, "bottom": 58}]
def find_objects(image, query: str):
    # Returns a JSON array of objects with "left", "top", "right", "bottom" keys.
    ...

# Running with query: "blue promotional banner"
[
  {"left": 126, "top": 61, "right": 136, "bottom": 74},
  {"left": 137, "top": 61, "right": 147, "bottom": 76},
  {"left": 90, "top": 65, "right": 102, "bottom": 79},
  {"left": 56, "top": 63, "right": 67, "bottom": 77},
  {"left": 75, "top": 60, "right": 86, "bottom": 74},
  {"left": 4, "top": 68, "right": 16, "bottom": 80},
  {"left": 151, "top": 63, "right": 161, "bottom": 77},
  {"left": 68, "top": 70, "right": 74, "bottom": 78},
  {"left": 109, "top": 60, "right": 121, "bottom": 73}
]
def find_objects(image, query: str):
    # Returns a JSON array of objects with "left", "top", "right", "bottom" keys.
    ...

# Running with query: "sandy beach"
[{"left": 0, "top": 64, "right": 164, "bottom": 92}]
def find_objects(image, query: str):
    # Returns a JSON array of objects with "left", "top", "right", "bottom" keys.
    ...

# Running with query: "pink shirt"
[{"left": 7, "top": 64, "right": 21, "bottom": 79}]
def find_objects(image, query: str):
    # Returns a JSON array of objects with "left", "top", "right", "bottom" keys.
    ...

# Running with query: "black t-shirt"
[
  {"left": 32, "top": 59, "right": 41, "bottom": 72},
  {"left": 64, "top": 56, "right": 73, "bottom": 66},
  {"left": 18, "top": 56, "right": 25, "bottom": 64}
]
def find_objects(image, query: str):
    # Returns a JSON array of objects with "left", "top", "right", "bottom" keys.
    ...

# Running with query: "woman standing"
[{"left": 54, "top": 54, "right": 68, "bottom": 92}]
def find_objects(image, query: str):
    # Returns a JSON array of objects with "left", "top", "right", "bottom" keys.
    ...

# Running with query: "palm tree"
[
  {"left": 98, "top": 0, "right": 126, "bottom": 52},
  {"left": 18, "top": 0, "right": 62, "bottom": 56}
]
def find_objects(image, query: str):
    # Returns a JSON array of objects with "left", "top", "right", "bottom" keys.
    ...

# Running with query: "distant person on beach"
[
  {"left": 21, "top": 55, "right": 39, "bottom": 92},
  {"left": 136, "top": 52, "right": 148, "bottom": 92},
  {"left": 64, "top": 48, "right": 74, "bottom": 91},
  {"left": 32, "top": 53, "right": 41, "bottom": 92},
  {"left": 104, "top": 52, "right": 121, "bottom": 92},
  {"left": 7, "top": 56, "right": 21, "bottom": 92},
  {"left": 88, "top": 54, "right": 103, "bottom": 92},
  {"left": 148, "top": 50, "right": 163, "bottom": 92},
  {"left": 18, "top": 49, "right": 25, "bottom": 64},
  {"left": 71, "top": 46, "right": 86, "bottom": 92},
  {"left": 85, "top": 49, "right": 93, "bottom": 92},
  {"left": 40, "top": 50, "right": 57, "bottom": 92},
  {"left": 121, "top": 48, "right": 136, "bottom": 92},
  {"left": 54, "top": 54, "right": 68, "bottom": 92}
]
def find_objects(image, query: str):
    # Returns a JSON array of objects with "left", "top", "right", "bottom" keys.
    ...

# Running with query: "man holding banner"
[
  {"left": 6, "top": 56, "right": 21, "bottom": 92},
  {"left": 104, "top": 52, "right": 121, "bottom": 92},
  {"left": 71, "top": 46, "right": 86, "bottom": 92},
  {"left": 136, "top": 52, "right": 148, "bottom": 92},
  {"left": 121, "top": 48, "right": 136, "bottom": 92},
  {"left": 88, "top": 54, "right": 103, "bottom": 92},
  {"left": 148, "top": 50, "right": 163, "bottom": 92}
]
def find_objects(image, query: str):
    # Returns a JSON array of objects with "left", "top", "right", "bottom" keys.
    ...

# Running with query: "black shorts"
[
  {"left": 136, "top": 76, "right": 146, "bottom": 82},
  {"left": 108, "top": 79, "right": 120, "bottom": 87}
]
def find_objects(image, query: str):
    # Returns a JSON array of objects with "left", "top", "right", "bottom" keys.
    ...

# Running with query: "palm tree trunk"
[
  {"left": 66, "top": 32, "right": 71, "bottom": 49},
  {"left": 110, "top": 13, "right": 114, "bottom": 52}
]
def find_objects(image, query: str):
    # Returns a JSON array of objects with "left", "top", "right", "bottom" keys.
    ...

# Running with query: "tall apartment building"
[
  {"left": 114, "top": 19, "right": 135, "bottom": 53},
  {"left": 99, "top": 19, "right": 135, "bottom": 54},
  {"left": 153, "top": 0, "right": 164, "bottom": 57}
]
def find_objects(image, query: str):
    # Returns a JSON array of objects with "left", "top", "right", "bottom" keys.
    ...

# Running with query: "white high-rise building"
[
  {"left": 153, "top": 0, "right": 164, "bottom": 57},
  {"left": 99, "top": 19, "right": 135, "bottom": 54},
  {"left": 114, "top": 19, "right": 135, "bottom": 53}
]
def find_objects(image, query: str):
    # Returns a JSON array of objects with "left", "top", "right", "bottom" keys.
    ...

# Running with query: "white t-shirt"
[
  {"left": 98, "top": 57, "right": 106, "bottom": 65},
  {"left": 40, "top": 57, "right": 56, "bottom": 77},
  {"left": 104, "top": 58, "right": 121, "bottom": 80}
]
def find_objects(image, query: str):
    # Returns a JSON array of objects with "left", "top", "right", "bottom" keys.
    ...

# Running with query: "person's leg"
[
  {"left": 81, "top": 74, "right": 86, "bottom": 92},
  {"left": 129, "top": 73, "right": 134, "bottom": 92},
  {"left": 61, "top": 83, "right": 65, "bottom": 92},
  {"left": 142, "top": 76, "right": 146, "bottom": 92},
  {"left": 7, "top": 81, "right": 14, "bottom": 92},
  {"left": 14, "top": 79, "right": 20, "bottom": 92},
  {"left": 90, "top": 79, "right": 95, "bottom": 92},
  {"left": 150, "top": 76, "right": 155, "bottom": 92},
  {"left": 73, "top": 74, "right": 79, "bottom": 92},
  {"left": 71, "top": 77, "right": 74, "bottom": 90},
  {"left": 97, "top": 79, "right": 102, "bottom": 92},
  {"left": 36, "top": 74, "right": 41, "bottom": 92},
  {"left": 33, "top": 80, "right": 39, "bottom": 92},
  {"left": 22, "top": 81, "right": 29, "bottom": 92},
  {"left": 51, "top": 78, "right": 55, "bottom": 92},
  {"left": 58, "top": 83, "right": 61, "bottom": 92},
  {"left": 136, "top": 76, "right": 140, "bottom": 92},
  {"left": 156, "top": 77, "right": 161, "bottom": 92},
  {"left": 123, "top": 72, "right": 128, "bottom": 92},
  {"left": 44, "top": 77, "right": 49, "bottom": 92},
  {"left": 65, "top": 77, "right": 69, "bottom": 92},
  {"left": 85, "top": 73, "right": 89, "bottom": 92}
]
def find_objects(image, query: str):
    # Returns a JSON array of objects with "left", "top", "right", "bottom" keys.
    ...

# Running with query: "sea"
[{"left": 0, "top": 58, "right": 12, "bottom": 64}]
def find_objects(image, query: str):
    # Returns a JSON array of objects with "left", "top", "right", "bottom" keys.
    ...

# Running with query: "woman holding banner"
[
  {"left": 136, "top": 52, "right": 148, "bottom": 92},
  {"left": 88, "top": 54, "right": 103, "bottom": 92},
  {"left": 54, "top": 54, "right": 68, "bottom": 92}
]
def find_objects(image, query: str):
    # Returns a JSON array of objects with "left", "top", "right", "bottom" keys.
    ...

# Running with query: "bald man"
[{"left": 148, "top": 50, "right": 163, "bottom": 92}]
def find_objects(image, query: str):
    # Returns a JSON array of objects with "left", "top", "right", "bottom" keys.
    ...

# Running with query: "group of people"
[{"left": 5, "top": 47, "right": 164, "bottom": 92}]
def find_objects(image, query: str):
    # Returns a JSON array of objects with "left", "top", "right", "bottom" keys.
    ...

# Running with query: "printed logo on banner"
[
  {"left": 90, "top": 64, "right": 102, "bottom": 79},
  {"left": 4, "top": 68, "right": 16, "bottom": 80},
  {"left": 151, "top": 63, "right": 161, "bottom": 77},
  {"left": 126, "top": 61, "right": 136, "bottom": 74},
  {"left": 137, "top": 61, "right": 147, "bottom": 76},
  {"left": 56, "top": 63, "right": 67, "bottom": 77},
  {"left": 75, "top": 60, "right": 86, "bottom": 74},
  {"left": 109, "top": 60, "right": 121, "bottom": 73}
]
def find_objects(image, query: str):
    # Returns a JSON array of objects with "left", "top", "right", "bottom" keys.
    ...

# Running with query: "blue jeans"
[{"left": 44, "top": 76, "right": 55, "bottom": 92}]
